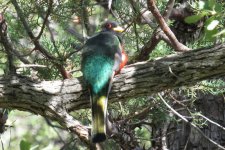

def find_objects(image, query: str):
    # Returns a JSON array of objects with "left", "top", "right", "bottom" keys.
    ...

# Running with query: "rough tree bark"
[
  {"left": 0, "top": 43, "right": 224, "bottom": 145},
  {"left": 166, "top": 93, "right": 225, "bottom": 150}
]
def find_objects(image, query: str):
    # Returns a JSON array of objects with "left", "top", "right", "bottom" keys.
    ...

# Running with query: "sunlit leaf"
[
  {"left": 213, "top": 29, "right": 225, "bottom": 37},
  {"left": 204, "top": 28, "right": 218, "bottom": 41},
  {"left": 30, "top": 145, "right": 39, "bottom": 150},
  {"left": 184, "top": 13, "right": 205, "bottom": 24},
  {"left": 206, "top": 20, "right": 219, "bottom": 30},
  {"left": 198, "top": 1, "right": 205, "bottom": 9},
  {"left": 215, "top": 3, "right": 222, "bottom": 12},
  {"left": 208, "top": 0, "right": 216, "bottom": 10}
]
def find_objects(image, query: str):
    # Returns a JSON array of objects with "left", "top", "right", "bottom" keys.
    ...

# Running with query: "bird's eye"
[{"left": 106, "top": 23, "right": 112, "bottom": 29}]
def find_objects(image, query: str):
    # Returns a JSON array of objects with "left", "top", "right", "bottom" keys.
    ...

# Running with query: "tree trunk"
[{"left": 166, "top": 93, "right": 225, "bottom": 150}]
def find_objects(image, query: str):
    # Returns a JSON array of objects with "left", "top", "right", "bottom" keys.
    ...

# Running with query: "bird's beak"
[{"left": 113, "top": 26, "right": 124, "bottom": 32}]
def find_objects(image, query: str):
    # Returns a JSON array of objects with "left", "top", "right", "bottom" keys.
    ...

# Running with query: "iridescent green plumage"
[
  {"left": 82, "top": 55, "right": 114, "bottom": 94},
  {"left": 81, "top": 21, "right": 123, "bottom": 143}
]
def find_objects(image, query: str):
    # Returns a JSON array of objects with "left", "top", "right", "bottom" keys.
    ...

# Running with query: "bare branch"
[
  {"left": 0, "top": 13, "right": 15, "bottom": 74},
  {"left": 163, "top": 0, "right": 175, "bottom": 21},
  {"left": 132, "top": 29, "right": 161, "bottom": 62},
  {"left": 129, "top": 0, "right": 156, "bottom": 28},
  {"left": 197, "top": 114, "right": 225, "bottom": 131},
  {"left": 11, "top": 0, "right": 55, "bottom": 60},
  {"left": 0, "top": 13, "right": 30, "bottom": 72},
  {"left": 35, "top": 0, "right": 53, "bottom": 40},
  {"left": 16, "top": 64, "right": 47, "bottom": 68},
  {"left": 158, "top": 93, "right": 225, "bottom": 150},
  {"left": 66, "top": 27, "right": 87, "bottom": 42},
  {"left": 124, "top": 105, "right": 153, "bottom": 122},
  {"left": 147, "top": 0, "right": 190, "bottom": 52},
  {"left": 132, "top": 0, "right": 177, "bottom": 62}
]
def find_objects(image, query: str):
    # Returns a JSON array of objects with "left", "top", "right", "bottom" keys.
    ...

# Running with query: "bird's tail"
[{"left": 91, "top": 92, "right": 108, "bottom": 143}]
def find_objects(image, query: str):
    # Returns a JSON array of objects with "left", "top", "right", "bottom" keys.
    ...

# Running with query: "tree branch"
[
  {"left": 35, "top": 0, "right": 53, "bottom": 40},
  {"left": 0, "top": 14, "right": 30, "bottom": 64},
  {"left": 158, "top": 93, "right": 225, "bottom": 150},
  {"left": 197, "top": 114, "right": 225, "bottom": 132},
  {"left": 132, "top": 0, "right": 177, "bottom": 62},
  {"left": 11, "top": 0, "right": 71, "bottom": 79},
  {"left": 147, "top": 0, "right": 190, "bottom": 52},
  {"left": 163, "top": 0, "right": 175, "bottom": 21},
  {"left": 0, "top": 43, "right": 224, "bottom": 145},
  {"left": 0, "top": 44, "right": 224, "bottom": 110},
  {"left": 11, "top": 0, "right": 54, "bottom": 59},
  {"left": 0, "top": 13, "right": 16, "bottom": 74}
]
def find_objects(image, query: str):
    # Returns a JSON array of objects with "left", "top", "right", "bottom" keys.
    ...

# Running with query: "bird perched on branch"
[{"left": 81, "top": 21, "right": 128, "bottom": 143}]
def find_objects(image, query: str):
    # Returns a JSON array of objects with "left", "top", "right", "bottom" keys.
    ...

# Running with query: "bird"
[{"left": 81, "top": 21, "right": 128, "bottom": 143}]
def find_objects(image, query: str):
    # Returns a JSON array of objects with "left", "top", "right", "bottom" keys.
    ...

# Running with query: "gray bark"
[
  {"left": 0, "top": 43, "right": 224, "bottom": 145},
  {"left": 166, "top": 93, "right": 225, "bottom": 150}
]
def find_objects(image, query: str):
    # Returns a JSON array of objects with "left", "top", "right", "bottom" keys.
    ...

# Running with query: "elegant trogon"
[{"left": 81, "top": 21, "right": 128, "bottom": 143}]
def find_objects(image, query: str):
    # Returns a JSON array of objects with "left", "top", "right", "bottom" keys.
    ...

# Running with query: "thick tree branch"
[
  {"left": 158, "top": 93, "right": 225, "bottom": 150},
  {"left": 132, "top": 28, "right": 161, "bottom": 62},
  {"left": 163, "top": 0, "right": 175, "bottom": 21},
  {"left": 66, "top": 27, "right": 87, "bottom": 42},
  {"left": 147, "top": 0, "right": 190, "bottom": 52},
  {"left": 0, "top": 43, "right": 224, "bottom": 145},
  {"left": 0, "top": 44, "right": 224, "bottom": 110},
  {"left": 132, "top": 0, "right": 176, "bottom": 62}
]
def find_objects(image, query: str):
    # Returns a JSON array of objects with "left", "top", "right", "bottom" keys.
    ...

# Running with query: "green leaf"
[
  {"left": 20, "top": 139, "right": 31, "bottom": 150},
  {"left": 184, "top": 13, "right": 205, "bottom": 24},
  {"left": 206, "top": 20, "right": 219, "bottom": 30},
  {"left": 214, "top": 29, "right": 225, "bottom": 37},
  {"left": 204, "top": 16, "right": 215, "bottom": 28},
  {"left": 204, "top": 28, "right": 218, "bottom": 41},
  {"left": 215, "top": 3, "right": 222, "bottom": 12},
  {"left": 208, "top": 0, "right": 216, "bottom": 10}
]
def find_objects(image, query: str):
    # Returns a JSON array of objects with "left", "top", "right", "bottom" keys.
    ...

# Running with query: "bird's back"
[{"left": 81, "top": 32, "right": 122, "bottom": 94}]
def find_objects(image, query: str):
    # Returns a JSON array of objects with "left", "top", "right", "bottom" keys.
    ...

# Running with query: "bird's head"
[{"left": 101, "top": 21, "right": 124, "bottom": 33}]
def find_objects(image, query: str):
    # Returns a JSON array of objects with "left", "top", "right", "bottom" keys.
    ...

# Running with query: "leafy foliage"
[{"left": 184, "top": 0, "right": 225, "bottom": 41}]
